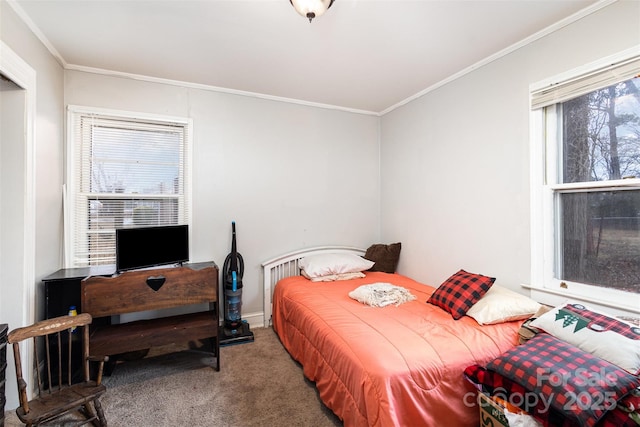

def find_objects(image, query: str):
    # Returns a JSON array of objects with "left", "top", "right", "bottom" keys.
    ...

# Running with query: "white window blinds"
[
  {"left": 531, "top": 55, "right": 640, "bottom": 110},
  {"left": 68, "top": 108, "right": 191, "bottom": 267}
]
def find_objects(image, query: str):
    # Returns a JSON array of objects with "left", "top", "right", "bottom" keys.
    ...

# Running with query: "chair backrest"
[{"left": 8, "top": 313, "right": 93, "bottom": 412}]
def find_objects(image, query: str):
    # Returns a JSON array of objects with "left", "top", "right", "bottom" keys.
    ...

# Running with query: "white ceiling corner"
[{"left": 11, "top": 0, "right": 608, "bottom": 115}]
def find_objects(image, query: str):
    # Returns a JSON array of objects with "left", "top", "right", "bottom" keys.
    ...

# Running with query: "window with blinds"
[
  {"left": 67, "top": 107, "right": 191, "bottom": 268},
  {"left": 530, "top": 56, "right": 640, "bottom": 110},
  {"left": 530, "top": 49, "right": 640, "bottom": 313}
]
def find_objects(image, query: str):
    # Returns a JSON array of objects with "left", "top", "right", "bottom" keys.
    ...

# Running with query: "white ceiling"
[{"left": 12, "top": 0, "right": 604, "bottom": 114}]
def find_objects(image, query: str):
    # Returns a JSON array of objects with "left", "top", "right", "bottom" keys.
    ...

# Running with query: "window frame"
[
  {"left": 65, "top": 105, "right": 193, "bottom": 268},
  {"left": 528, "top": 48, "right": 640, "bottom": 316}
]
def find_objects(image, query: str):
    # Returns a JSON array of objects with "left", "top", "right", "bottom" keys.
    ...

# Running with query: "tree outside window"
[{"left": 557, "top": 77, "right": 640, "bottom": 294}]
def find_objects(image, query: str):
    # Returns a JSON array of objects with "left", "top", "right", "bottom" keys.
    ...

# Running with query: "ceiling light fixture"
[{"left": 290, "top": 0, "right": 335, "bottom": 23}]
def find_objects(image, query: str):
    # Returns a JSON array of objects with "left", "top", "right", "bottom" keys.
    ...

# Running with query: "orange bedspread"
[{"left": 272, "top": 271, "right": 521, "bottom": 427}]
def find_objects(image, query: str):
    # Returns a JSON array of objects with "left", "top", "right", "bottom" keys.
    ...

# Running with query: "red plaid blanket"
[{"left": 465, "top": 333, "right": 640, "bottom": 427}]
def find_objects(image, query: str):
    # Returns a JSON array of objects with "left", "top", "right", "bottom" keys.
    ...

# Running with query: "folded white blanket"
[{"left": 348, "top": 282, "right": 416, "bottom": 307}]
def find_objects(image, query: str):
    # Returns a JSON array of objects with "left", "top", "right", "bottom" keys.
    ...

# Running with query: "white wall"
[
  {"left": 0, "top": 70, "right": 28, "bottom": 416},
  {"left": 1, "top": 1, "right": 65, "bottom": 294},
  {"left": 64, "top": 70, "right": 381, "bottom": 321},
  {"left": 380, "top": 1, "right": 640, "bottom": 291},
  {"left": 1, "top": 0, "right": 65, "bottom": 411}
]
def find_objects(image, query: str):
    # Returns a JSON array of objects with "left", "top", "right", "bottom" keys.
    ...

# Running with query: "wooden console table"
[{"left": 81, "top": 262, "right": 220, "bottom": 371}]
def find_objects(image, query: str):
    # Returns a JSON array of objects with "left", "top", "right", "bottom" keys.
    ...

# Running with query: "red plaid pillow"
[
  {"left": 427, "top": 269, "right": 494, "bottom": 319},
  {"left": 465, "top": 364, "right": 640, "bottom": 427},
  {"left": 486, "top": 334, "right": 640, "bottom": 427}
]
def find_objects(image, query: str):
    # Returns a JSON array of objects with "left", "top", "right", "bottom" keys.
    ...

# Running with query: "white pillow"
[
  {"left": 301, "top": 271, "right": 365, "bottom": 282},
  {"left": 530, "top": 302, "right": 640, "bottom": 375},
  {"left": 466, "top": 285, "right": 541, "bottom": 325},
  {"left": 299, "top": 253, "right": 374, "bottom": 279}
]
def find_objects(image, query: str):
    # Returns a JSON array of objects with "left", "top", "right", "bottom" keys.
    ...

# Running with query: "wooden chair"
[{"left": 8, "top": 313, "right": 107, "bottom": 427}]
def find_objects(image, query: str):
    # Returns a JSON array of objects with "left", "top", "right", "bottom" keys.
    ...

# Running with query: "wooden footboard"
[{"left": 261, "top": 246, "right": 364, "bottom": 326}]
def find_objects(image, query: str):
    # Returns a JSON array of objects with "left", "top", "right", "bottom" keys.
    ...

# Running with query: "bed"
[{"left": 262, "top": 246, "right": 526, "bottom": 426}]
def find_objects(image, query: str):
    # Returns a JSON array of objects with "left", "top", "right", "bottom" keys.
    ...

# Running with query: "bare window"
[
  {"left": 559, "top": 190, "right": 640, "bottom": 293},
  {"left": 551, "top": 76, "right": 640, "bottom": 294}
]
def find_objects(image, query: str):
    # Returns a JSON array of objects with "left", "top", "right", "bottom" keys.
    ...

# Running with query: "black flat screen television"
[{"left": 116, "top": 225, "right": 189, "bottom": 272}]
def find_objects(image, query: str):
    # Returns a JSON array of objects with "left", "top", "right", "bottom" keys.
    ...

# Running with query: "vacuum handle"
[{"left": 230, "top": 221, "right": 237, "bottom": 272}]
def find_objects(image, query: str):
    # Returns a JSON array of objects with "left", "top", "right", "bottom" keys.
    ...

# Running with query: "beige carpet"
[{"left": 4, "top": 327, "right": 343, "bottom": 426}]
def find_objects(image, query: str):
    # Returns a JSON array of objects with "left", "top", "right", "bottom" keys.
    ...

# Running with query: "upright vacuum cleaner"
[{"left": 219, "top": 221, "right": 254, "bottom": 346}]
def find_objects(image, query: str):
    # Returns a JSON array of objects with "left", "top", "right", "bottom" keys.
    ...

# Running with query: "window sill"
[{"left": 521, "top": 284, "right": 640, "bottom": 317}]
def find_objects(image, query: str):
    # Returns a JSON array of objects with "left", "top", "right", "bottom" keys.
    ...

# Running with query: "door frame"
[{"left": 1, "top": 40, "right": 37, "bottom": 401}]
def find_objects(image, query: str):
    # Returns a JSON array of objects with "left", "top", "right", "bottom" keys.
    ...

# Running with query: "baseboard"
[{"left": 241, "top": 312, "right": 265, "bottom": 329}]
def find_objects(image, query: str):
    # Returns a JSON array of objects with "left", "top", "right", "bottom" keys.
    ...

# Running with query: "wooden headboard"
[{"left": 261, "top": 246, "right": 365, "bottom": 326}]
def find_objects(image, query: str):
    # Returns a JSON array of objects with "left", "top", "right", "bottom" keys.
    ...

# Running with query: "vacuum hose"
[{"left": 222, "top": 251, "right": 244, "bottom": 290}]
